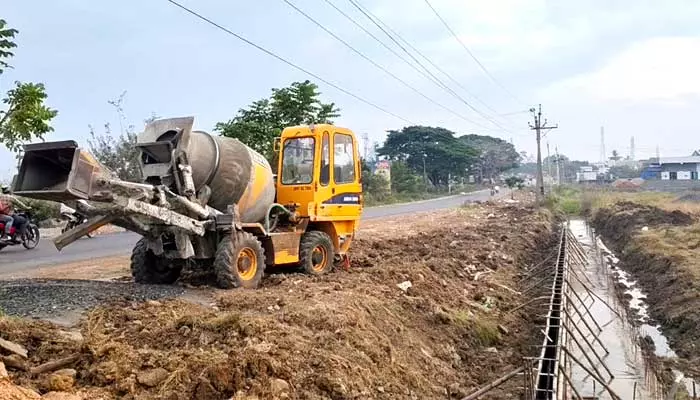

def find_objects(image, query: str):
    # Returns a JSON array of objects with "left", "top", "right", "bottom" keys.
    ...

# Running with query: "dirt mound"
[
  {"left": 1, "top": 205, "right": 555, "bottom": 399},
  {"left": 592, "top": 201, "right": 694, "bottom": 244},
  {"left": 673, "top": 192, "right": 700, "bottom": 203}
]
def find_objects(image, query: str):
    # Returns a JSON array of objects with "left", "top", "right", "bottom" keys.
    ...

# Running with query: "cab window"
[
  {"left": 281, "top": 137, "right": 315, "bottom": 185},
  {"left": 320, "top": 133, "right": 330, "bottom": 186},
  {"left": 334, "top": 133, "right": 355, "bottom": 184}
]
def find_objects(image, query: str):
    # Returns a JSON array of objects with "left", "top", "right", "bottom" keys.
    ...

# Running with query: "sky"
[{"left": 2, "top": 0, "right": 700, "bottom": 181}]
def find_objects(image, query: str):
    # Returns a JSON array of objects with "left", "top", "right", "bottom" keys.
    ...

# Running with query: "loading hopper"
[{"left": 13, "top": 140, "right": 113, "bottom": 202}]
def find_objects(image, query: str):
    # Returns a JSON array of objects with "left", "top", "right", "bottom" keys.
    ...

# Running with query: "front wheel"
[
  {"left": 214, "top": 232, "right": 265, "bottom": 289},
  {"left": 22, "top": 225, "right": 40, "bottom": 249},
  {"left": 299, "top": 231, "right": 335, "bottom": 275},
  {"left": 130, "top": 238, "right": 183, "bottom": 284}
]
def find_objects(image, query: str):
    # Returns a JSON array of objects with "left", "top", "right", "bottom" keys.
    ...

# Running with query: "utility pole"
[
  {"left": 599, "top": 127, "right": 606, "bottom": 165},
  {"left": 422, "top": 153, "right": 427, "bottom": 192},
  {"left": 529, "top": 104, "right": 558, "bottom": 201},
  {"left": 546, "top": 142, "right": 552, "bottom": 182},
  {"left": 555, "top": 146, "right": 561, "bottom": 185}
]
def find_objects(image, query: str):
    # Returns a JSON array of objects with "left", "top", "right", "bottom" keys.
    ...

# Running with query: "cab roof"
[{"left": 281, "top": 124, "right": 354, "bottom": 137}]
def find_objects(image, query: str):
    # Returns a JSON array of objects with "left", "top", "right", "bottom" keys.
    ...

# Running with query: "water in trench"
[{"left": 566, "top": 219, "right": 680, "bottom": 399}]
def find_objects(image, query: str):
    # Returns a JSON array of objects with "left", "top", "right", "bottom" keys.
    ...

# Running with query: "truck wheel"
[
  {"left": 130, "top": 238, "right": 182, "bottom": 284},
  {"left": 214, "top": 232, "right": 265, "bottom": 289},
  {"left": 299, "top": 231, "right": 335, "bottom": 275}
]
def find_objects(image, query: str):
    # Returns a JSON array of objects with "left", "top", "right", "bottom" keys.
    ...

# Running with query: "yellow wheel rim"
[
  {"left": 236, "top": 248, "right": 258, "bottom": 280},
  {"left": 311, "top": 245, "right": 328, "bottom": 272}
]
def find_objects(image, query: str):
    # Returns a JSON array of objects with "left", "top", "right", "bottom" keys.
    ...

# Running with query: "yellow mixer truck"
[{"left": 12, "top": 116, "right": 363, "bottom": 289}]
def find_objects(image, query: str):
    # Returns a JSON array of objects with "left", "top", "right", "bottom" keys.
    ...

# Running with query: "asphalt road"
[{"left": 0, "top": 190, "right": 494, "bottom": 272}]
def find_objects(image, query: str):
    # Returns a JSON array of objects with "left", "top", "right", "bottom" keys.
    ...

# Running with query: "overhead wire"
[
  {"left": 423, "top": 0, "right": 525, "bottom": 106},
  {"left": 345, "top": 0, "right": 516, "bottom": 133},
  {"left": 347, "top": 0, "right": 503, "bottom": 118},
  {"left": 324, "top": 0, "right": 514, "bottom": 132},
  {"left": 164, "top": 0, "right": 412, "bottom": 124},
  {"left": 282, "top": 0, "right": 490, "bottom": 129},
  {"left": 321, "top": 0, "right": 444, "bottom": 90}
]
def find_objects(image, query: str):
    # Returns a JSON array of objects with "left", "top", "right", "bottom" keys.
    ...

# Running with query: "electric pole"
[
  {"left": 529, "top": 104, "right": 558, "bottom": 201},
  {"left": 555, "top": 146, "right": 561, "bottom": 185},
  {"left": 546, "top": 142, "right": 552, "bottom": 182}
]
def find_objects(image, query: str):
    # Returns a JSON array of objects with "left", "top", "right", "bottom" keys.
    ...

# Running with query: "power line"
[
  {"left": 321, "top": 0, "right": 444, "bottom": 90},
  {"left": 282, "top": 0, "right": 488, "bottom": 129},
  {"left": 325, "top": 0, "right": 513, "bottom": 132},
  {"left": 423, "top": 0, "right": 525, "bottom": 106},
  {"left": 164, "top": 0, "right": 412, "bottom": 124},
  {"left": 345, "top": 0, "right": 514, "bottom": 133},
  {"left": 349, "top": 0, "right": 503, "bottom": 118}
]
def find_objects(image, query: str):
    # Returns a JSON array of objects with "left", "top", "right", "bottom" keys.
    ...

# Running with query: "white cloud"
[{"left": 543, "top": 37, "right": 700, "bottom": 104}]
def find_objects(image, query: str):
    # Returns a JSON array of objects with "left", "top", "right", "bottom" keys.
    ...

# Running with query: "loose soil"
[
  {"left": 591, "top": 200, "right": 700, "bottom": 378},
  {"left": 0, "top": 202, "right": 555, "bottom": 399}
]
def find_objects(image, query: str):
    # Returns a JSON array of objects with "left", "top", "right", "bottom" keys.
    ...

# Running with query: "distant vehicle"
[
  {"left": 0, "top": 210, "right": 40, "bottom": 251},
  {"left": 60, "top": 207, "right": 93, "bottom": 238}
]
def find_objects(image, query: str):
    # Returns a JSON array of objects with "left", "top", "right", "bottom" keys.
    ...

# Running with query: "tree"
[
  {"left": 504, "top": 176, "right": 525, "bottom": 199},
  {"left": 360, "top": 159, "right": 391, "bottom": 202},
  {"left": 215, "top": 80, "right": 340, "bottom": 163},
  {"left": 609, "top": 165, "right": 639, "bottom": 179},
  {"left": 0, "top": 19, "right": 57, "bottom": 152},
  {"left": 0, "top": 19, "right": 19, "bottom": 74},
  {"left": 609, "top": 149, "right": 622, "bottom": 161},
  {"left": 88, "top": 92, "right": 157, "bottom": 182},
  {"left": 389, "top": 160, "right": 424, "bottom": 193},
  {"left": 459, "top": 134, "right": 520, "bottom": 181},
  {"left": 0, "top": 81, "right": 58, "bottom": 152},
  {"left": 377, "top": 126, "right": 478, "bottom": 186}
]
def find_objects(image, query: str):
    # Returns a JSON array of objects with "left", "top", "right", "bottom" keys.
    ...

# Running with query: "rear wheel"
[
  {"left": 130, "top": 238, "right": 183, "bottom": 284},
  {"left": 299, "top": 231, "right": 335, "bottom": 275},
  {"left": 22, "top": 225, "right": 40, "bottom": 249},
  {"left": 214, "top": 232, "right": 265, "bottom": 289}
]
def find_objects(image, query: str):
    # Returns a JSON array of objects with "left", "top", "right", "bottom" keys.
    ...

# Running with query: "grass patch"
[
  {"left": 636, "top": 223, "right": 700, "bottom": 280},
  {"left": 472, "top": 318, "right": 501, "bottom": 347},
  {"left": 543, "top": 186, "right": 697, "bottom": 217},
  {"left": 450, "top": 309, "right": 501, "bottom": 346},
  {"left": 543, "top": 186, "right": 583, "bottom": 216}
]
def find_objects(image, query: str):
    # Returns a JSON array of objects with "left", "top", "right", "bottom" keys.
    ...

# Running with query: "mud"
[
  {"left": 0, "top": 203, "right": 557, "bottom": 399},
  {"left": 591, "top": 201, "right": 700, "bottom": 378}
]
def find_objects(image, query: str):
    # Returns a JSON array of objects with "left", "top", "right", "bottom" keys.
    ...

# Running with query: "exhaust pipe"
[{"left": 13, "top": 140, "right": 114, "bottom": 202}]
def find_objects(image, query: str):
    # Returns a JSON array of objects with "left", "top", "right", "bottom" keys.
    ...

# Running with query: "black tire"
[
  {"left": 130, "top": 238, "right": 183, "bottom": 284},
  {"left": 214, "top": 232, "right": 265, "bottom": 289},
  {"left": 0, "top": 244, "right": 6, "bottom": 252},
  {"left": 22, "top": 225, "right": 40, "bottom": 249},
  {"left": 299, "top": 231, "right": 335, "bottom": 275}
]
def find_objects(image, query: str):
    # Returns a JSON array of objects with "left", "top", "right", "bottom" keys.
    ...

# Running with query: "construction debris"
[{"left": 0, "top": 338, "right": 28, "bottom": 358}]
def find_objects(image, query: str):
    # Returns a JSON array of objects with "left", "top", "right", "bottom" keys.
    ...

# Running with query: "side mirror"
[{"left": 273, "top": 137, "right": 281, "bottom": 152}]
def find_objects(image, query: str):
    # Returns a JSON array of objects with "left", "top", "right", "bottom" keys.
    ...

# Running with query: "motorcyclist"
[{"left": 0, "top": 185, "right": 31, "bottom": 242}]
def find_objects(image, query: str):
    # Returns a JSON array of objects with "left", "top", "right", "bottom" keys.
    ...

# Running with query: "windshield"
[{"left": 281, "top": 137, "right": 315, "bottom": 184}]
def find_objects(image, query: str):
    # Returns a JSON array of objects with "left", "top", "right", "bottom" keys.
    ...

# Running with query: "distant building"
[
  {"left": 641, "top": 156, "right": 700, "bottom": 180},
  {"left": 576, "top": 165, "right": 610, "bottom": 183}
]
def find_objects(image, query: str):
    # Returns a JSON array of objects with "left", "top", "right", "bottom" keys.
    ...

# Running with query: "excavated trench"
[{"left": 566, "top": 219, "right": 695, "bottom": 399}]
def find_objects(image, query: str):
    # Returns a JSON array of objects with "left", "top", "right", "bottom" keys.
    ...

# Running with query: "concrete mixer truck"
[{"left": 12, "top": 116, "right": 363, "bottom": 289}]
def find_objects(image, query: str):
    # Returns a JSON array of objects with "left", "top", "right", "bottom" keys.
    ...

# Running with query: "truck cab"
[{"left": 275, "top": 124, "right": 363, "bottom": 258}]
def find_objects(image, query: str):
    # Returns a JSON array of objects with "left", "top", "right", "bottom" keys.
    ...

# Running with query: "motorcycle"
[
  {"left": 61, "top": 210, "right": 93, "bottom": 238},
  {"left": 0, "top": 210, "right": 40, "bottom": 251}
]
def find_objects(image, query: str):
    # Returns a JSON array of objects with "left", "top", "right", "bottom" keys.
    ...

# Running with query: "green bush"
[
  {"left": 19, "top": 197, "right": 60, "bottom": 222},
  {"left": 544, "top": 186, "right": 583, "bottom": 216}
]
